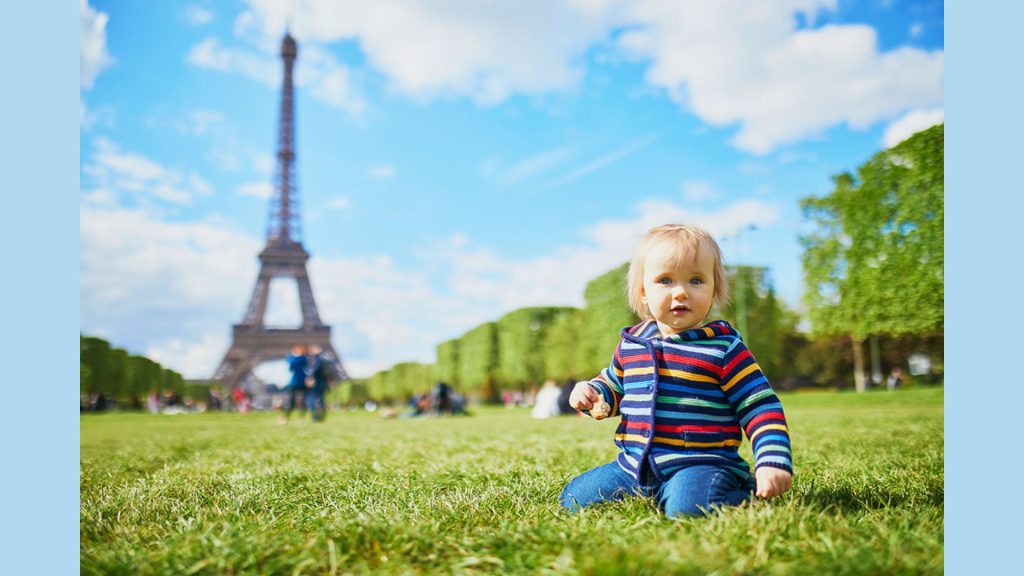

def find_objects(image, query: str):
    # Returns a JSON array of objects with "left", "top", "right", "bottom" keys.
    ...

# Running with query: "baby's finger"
[{"left": 576, "top": 398, "right": 593, "bottom": 411}]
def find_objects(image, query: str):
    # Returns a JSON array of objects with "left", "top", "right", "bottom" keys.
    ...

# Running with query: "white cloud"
[
  {"left": 250, "top": 151, "right": 276, "bottom": 176},
  {"left": 883, "top": 107, "right": 943, "bottom": 148},
  {"left": 238, "top": 0, "right": 618, "bottom": 104},
  {"left": 188, "top": 172, "right": 215, "bottom": 197},
  {"left": 584, "top": 199, "right": 780, "bottom": 262},
  {"left": 183, "top": 5, "right": 215, "bottom": 26},
  {"left": 299, "top": 45, "right": 367, "bottom": 117},
  {"left": 237, "top": 181, "right": 273, "bottom": 198},
  {"left": 146, "top": 333, "right": 229, "bottom": 383},
  {"left": 80, "top": 97, "right": 115, "bottom": 131},
  {"left": 82, "top": 138, "right": 216, "bottom": 207},
  {"left": 311, "top": 66, "right": 365, "bottom": 116},
  {"left": 186, "top": 37, "right": 280, "bottom": 86},
  {"left": 681, "top": 180, "right": 720, "bottom": 202},
  {"left": 327, "top": 195, "right": 351, "bottom": 210},
  {"left": 81, "top": 0, "right": 114, "bottom": 90},
  {"left": 617, "top": 0, "right": 944, "bottom": 154},
  {"left": 186, "top": 36, "right": 366, "bottom": 118},
  {"left": 182, "top": 109, "right": 226, "bottom": 136},
  {"left": 80, "top": 206, "right": 261, "bottom": 378},
  {"left": 367, "top": 165, "right": 396, "bottom": 180},
  {"left": 200, "top": 1, "right": 941, "bottom": 154}
]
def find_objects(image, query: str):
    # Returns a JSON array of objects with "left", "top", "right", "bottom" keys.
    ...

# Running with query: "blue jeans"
[
  {"left": 306, "top": 388, "right": 326, "bottom": 421},
  {"left": 560, "top": 461, "right": 756, "bottom": 518}
]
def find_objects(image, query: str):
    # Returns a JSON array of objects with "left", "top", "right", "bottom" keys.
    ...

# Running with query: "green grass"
[{"left": 81, "top": 387, "right": 943, "bottom": 575}]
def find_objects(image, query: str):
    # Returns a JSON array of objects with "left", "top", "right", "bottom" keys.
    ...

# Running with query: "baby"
[{"left": 560, "top": 224, "right": 793, "bottom": 518}]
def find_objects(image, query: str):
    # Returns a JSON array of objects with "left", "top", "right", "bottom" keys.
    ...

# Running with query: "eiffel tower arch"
[{"left": 213, "top": 31, "right": 347, "bottom": 396}]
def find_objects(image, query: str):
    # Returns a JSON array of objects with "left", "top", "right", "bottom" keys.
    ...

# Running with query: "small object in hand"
[{"left": 590, "top": 396, "right": 610, "bottom": 419}]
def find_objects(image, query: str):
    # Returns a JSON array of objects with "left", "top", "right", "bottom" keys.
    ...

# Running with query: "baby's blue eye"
[
  {"left": 690, "top": 277, "right": 704, "bottom": 285},
  {"left": 658, "top": 277, "right": 672, "bottom": 285}
]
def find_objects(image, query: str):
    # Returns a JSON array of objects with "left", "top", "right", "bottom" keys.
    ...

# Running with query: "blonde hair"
[{"left": 626, "top": 224, "right": 730, "bottom": 321}]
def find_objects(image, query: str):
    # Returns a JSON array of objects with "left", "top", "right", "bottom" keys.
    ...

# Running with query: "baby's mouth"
[{"left": 671, "top": 305, "right": 690, "bottom": 312}]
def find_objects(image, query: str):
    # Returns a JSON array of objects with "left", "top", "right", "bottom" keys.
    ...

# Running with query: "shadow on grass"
[{"left": 794, "top": 482, "right": 944, "bottom": 513}]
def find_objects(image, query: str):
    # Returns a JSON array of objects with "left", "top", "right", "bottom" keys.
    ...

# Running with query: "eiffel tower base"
[{"left": 213, "top": 325, "right": 342, "bottom": 392}]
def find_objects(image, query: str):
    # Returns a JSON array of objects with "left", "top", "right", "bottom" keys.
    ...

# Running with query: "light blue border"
[
  {"left": 946, "top": 1, "right": 1021, "bottom": 572},
  {"left": 0, "top": 2, "right": 79, "bottom": 572}
]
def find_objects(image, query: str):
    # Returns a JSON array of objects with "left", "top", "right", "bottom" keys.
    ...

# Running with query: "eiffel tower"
[{"left": 212, "top": 31, "right": 346, "bottom": 393}]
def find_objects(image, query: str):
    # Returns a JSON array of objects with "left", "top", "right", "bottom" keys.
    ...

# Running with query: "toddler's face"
[{"left": 641, "top": 240, "right": 716, "bottom": 338}]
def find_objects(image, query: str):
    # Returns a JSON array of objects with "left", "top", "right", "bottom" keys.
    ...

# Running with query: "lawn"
[{"left": 80, "top": 387, "right": 943, "bottom": 575}]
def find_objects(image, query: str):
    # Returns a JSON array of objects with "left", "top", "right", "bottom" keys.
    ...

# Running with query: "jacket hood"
[{"left": 621, "top": 319, "right": 739, "bottom": 344}]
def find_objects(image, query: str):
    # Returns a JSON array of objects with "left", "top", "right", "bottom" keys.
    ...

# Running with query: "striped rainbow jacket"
[{"left": 588, "top": 319, "right": 793, "bottom": 482}]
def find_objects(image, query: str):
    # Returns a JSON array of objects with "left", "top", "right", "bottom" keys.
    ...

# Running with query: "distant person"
[
  {"left": 231, "top": 386, "right": 250, "bottom": 413},
  {"left": 887, "top": 367, "right": 905, "bottom": 391},
  {"left": 449, "top": 391, "right": 469, "bottom": 416},
  {"left": 147, "top": 391, "right": 160, "bottom": 414},
  {"left": 280, "top": 344, "right": 308, "bottom": 423},
  {"left": 88, "top": 393, "right": 108, "bottom": 412},
  {"left": 560, "top": 224, "right": 793, "bottom": 518},
  {"left": 306, "top": 345, "right": 333, "bottom": 422},
  {"left": 405, "top": 392, "right": 430, "bottom": 417},
  {"left": 431, "top": 381, "right": 452, "bottom": 415},
  {"left": 531, "top": 379, "right": 562, "bottom": 419},
  {"left": 207, "top": 387, "right": 223, "bottom": 411}
]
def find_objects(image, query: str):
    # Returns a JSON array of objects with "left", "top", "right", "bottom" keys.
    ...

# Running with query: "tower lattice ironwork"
[{"left": 212, "top": 31, "right": 347, "bottom": 393}]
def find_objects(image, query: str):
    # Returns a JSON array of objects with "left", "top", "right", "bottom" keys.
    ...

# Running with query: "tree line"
[
  {"left": 80, "top": 335, "right": 197, "bottom": 410},
  {"left": 349, "top": 124, "right": 944, "bottom": 403}
]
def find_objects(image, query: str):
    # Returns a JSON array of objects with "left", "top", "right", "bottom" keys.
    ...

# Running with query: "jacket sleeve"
[
  {"left": 588, "top": 338, "right": 626, "bottom": 417},
  {"left": 720, "top": 337, "right": 793, "bottom": 475}
]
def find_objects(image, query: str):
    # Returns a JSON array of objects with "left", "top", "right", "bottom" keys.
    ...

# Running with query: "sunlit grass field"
[{"left": 80, "top": 387, "right": 943, "bottom": 575}]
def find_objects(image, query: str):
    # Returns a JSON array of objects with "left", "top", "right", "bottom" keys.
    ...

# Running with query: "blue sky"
[{"left": 79, "top": 0, "right": 944, "bottom": 382}]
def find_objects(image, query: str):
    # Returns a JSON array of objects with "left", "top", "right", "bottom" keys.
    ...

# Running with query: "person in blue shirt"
[{"left": 279, "top": 344, "right": 308, "bottom": 424}]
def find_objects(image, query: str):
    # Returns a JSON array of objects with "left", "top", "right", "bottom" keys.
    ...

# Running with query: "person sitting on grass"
[{"left": 560, "top": 224, "right": 793, "bottom": 518}]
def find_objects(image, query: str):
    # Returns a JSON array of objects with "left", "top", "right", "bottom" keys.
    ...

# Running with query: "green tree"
[
  {"left": 393, "top": 362, "right": 434, "bottom": 398},
  {"left": 367, "top": 371, "right": 389, "bottom": 403},
  {"left": 80, "top": 336, "right": 114, "bottom": 398},
  {"left": 457, "top": 322, "right": 500, "bottom": 402},
  {"left": 714, "top": 266, "right": 799, "bottom": 383},
  {"left": 435, "top": 339, "right": 460, "bottom": 390},
  {"left": 495, "top": 307, "right": 576, "bottom": 390},
  {"left": 128, "top": 355, "right": 162, "bottom": 402},
  {"left": 328, "top": 378, "right": 368, "bottom": 407},
  {"left": 541, "top": 307, "right": 587, "bottom": 382},
  {"left": 801, "top": 124, "right": 943, "bottom": 391},
  {"left": 109, "top": 348, "right": 131, "bottom": 406},
  {"left": 580, "top": 263, "right": 639, "bottom": 375}
]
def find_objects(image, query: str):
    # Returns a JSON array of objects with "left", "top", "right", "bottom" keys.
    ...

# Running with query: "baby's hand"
[
  {"left": 755, "top": 467, "right": 793, "bottom": 499},
  {"left": 569, "top": 382, "right": 608, "bottom": 420}
]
